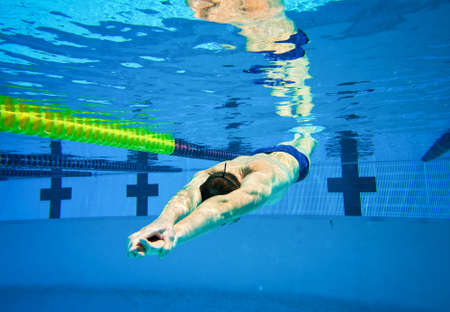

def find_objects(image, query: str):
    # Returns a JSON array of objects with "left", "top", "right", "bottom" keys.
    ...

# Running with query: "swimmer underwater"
[
  {"left": 127, "top": 133, "right": 316, "bottom": 258},
  {"left": 128, "top": 0, "right": 316, "bottom": 258}
]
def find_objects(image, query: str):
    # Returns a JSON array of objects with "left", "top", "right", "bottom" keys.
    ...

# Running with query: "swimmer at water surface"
[{"left": 127, "top": 133, "right": 316, "bottom": 258}]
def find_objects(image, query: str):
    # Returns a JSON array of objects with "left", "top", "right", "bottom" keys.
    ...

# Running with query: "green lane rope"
[{"left": 0, "top": 95, "right": 175, "bottom": 155}]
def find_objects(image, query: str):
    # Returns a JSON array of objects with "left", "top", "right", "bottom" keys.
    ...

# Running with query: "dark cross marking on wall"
[
  {"left": 126, "top": 152, "right": 159, "bottom": 216},
  {"left": 40, "top": 141, "right": 72, "bottom": 219},
  {"left": 327, "top": 137, "right": 376, "bottom": 216}
]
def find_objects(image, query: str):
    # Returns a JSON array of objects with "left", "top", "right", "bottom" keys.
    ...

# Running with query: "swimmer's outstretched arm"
[
  {"left": 127, "top": 170, "right": 211, "bottom": 258},
  {"left": 128, "top": 159, "right": 289, "bottom": 258},
  {"left": 153, "top": 170, "right": 210, "bottom": 224},
  {"left": 128, "top": 133, "right": 316, "bottom": 258},
  {"left": 173, "top": 167, "right": 278, "bottom": 245},
  {"left": 137, "top": 162, "right": 290, "bottom": 258}
]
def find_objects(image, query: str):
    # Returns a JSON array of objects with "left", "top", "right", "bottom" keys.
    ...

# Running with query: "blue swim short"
[{"left": 251, "top": 145, "right": 310, "bottom": 182}]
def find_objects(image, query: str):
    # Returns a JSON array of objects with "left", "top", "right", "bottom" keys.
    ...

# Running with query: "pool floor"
[{"left": 0, "top": 216, "right": 448, "bottom": 311}]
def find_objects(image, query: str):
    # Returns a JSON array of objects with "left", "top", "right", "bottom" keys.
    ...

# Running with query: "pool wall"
[{"left": 1, "top": 157, "right": 449, "bottom": 220}]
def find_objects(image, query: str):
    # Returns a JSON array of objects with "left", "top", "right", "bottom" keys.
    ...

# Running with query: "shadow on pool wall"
[{"left": 0, "top": 216, "right": 449, "bottom": 312}]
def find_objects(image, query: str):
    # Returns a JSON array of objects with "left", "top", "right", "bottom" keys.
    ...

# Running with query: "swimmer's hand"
[{"left": 127, "top": 219, "right": 177, "bottom": 258}]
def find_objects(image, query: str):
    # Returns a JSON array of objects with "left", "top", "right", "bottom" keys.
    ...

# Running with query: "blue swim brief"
[
  {"left": 260, "top": 28, "right": 309, "bottom": 61},
  {"left": 251, "top": 145, "right": 310, "bottom": 182}
]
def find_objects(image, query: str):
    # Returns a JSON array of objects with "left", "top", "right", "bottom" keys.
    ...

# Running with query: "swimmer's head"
[{"left": 200, "top": 163, "right": 241, "bottom": 202}]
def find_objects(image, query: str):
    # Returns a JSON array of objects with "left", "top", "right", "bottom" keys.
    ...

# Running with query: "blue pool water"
[{"left": 0, "top": 0, "right": 449, "bottom": 311}]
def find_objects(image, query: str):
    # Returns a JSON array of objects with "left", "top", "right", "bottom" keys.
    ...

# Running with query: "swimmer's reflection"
[{"left": 187, "top": 0, "right": 314, "bottom": 118}]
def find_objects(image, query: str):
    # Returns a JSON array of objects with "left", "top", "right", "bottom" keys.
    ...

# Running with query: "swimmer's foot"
[{"left": 283, "top": 132, "right": 317, "bottom": 157}]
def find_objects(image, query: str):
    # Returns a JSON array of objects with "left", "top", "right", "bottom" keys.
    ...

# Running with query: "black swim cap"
[{"left": 200, "top": 171, "right": 241, "bottom": 202}]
